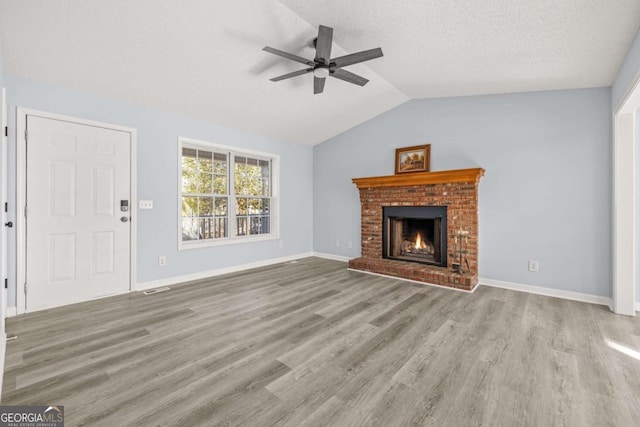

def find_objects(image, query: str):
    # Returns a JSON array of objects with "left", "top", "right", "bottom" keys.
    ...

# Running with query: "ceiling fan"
[{"left": 262, "top": 25, "right": 383, "bottom": 95}]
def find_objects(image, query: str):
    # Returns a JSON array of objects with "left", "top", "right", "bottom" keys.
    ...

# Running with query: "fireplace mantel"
[{"left": 352, "top": 168, "right": 485, "bottom": 189}]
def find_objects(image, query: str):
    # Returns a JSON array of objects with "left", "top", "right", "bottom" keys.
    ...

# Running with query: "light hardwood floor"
[{"left": 2, "top": 257, "right": 640, "bottom": 426}]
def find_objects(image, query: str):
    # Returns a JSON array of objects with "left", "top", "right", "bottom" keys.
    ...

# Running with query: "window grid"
[
  {"left": 180, "top": 141, "right": 275, "bottom": 246},
  {"left": 181, "top": 148, "right": 229, "bottom": 242}
]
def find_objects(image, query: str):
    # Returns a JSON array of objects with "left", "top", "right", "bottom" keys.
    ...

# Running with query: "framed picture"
[{"left": 395, "top": 144, "right": 431, "bottom": 174}]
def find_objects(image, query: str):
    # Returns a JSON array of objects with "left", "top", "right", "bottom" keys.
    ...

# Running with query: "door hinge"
[
  {"left": 24, "top": 282, "right": 27, "bottom": 294},
  {"left": 3, "top": 202, "right": 6, "bottom": 213},
  {"left": 4, "top": 279, "right": 6, "bottom": 289},
  {"left": 24, "top": 205, "right": 27, "bottom": 218},
  {"left": 3, "top": 126, "right": 6, "bottom": 137},
  {"left": 24, "top": 128, "right": 27, "bottom": 141}
]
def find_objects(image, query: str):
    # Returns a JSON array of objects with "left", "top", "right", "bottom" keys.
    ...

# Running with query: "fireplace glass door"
[
  {"left": 388, "top": 217, "right": 441, "bottom": 264},
  {"left": 382, "top": 206, "right": 447, "bottom": 267}
]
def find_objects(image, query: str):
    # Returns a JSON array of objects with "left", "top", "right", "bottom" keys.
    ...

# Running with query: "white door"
[{"left": 26, "top": 115, "right": 131, "bottom": 311}]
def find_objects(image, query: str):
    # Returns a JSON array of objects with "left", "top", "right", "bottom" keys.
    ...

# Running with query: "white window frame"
[{"left": 177, "top": 137, "right": 279, "bottom": 250}]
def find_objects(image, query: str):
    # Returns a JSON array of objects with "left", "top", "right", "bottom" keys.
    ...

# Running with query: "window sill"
[{"left": 178, "top": 233, "right": 279, "bottom": 250}]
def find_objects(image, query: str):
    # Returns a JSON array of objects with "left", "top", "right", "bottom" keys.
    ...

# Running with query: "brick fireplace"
[{"left": 348, "top": 168, "right": 484, "bottom": 291}]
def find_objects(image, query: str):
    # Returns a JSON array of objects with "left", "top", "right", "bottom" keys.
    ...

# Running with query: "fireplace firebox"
[{"left": 382, "top": 206, "right": 447, "bottom": 267}]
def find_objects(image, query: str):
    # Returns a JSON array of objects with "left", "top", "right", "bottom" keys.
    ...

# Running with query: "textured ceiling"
[
  {"left": 282, "top": 0, "right": 640, "bottom": 98},
  {"left": 0, "top": 1, "right": 638, "bottom": 145}
]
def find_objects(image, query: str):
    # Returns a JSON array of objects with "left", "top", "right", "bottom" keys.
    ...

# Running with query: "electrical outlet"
[
  {"left": 139, "top": 200, "right": 153, "bottom": 209},
  {"left": 159, "top": 256, "right": 167, "bottom": 267},
  {"left": 336, "top": 240, "right": 340, "bottom": 247},
  {"left": 347, "top": 240, "right": 353, "bottom": 249},
  {"left": 279, "top": 240, "right": 284, "bottom": 249},
  {"left": 528, "top": 260, "right": 539, "bottom": 272}
]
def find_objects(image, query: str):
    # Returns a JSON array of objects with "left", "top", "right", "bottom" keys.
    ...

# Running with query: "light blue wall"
[
  {"left": 314, "top": 88, "right": 612, "bottom": 297},
  {"left": 5, "top": 75, "right": 314, "bottom": 307}
]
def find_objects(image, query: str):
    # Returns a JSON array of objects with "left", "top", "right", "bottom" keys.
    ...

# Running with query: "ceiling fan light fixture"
[{"left": 313, "top": 67, "right": 330, "bottom": 78}]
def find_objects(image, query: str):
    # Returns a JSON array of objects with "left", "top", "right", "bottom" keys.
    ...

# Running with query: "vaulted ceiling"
[{"left": 1, "top": 0, "right": 639, "bottom": 145}]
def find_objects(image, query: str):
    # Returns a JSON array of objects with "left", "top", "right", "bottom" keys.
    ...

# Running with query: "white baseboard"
[
  {"left": 480, "top": 277, "right": 612, "bottom": 307},
  {"left": 5, "top": 306, "right": 16, "bottom": 318},
  {"left": 136, "top": 252, "right": 314, "bottom": 291},
  {"left": 312, "top": 252, "right": 352, "bottom": 262},
  {"left": 286, "top": 256, "right": 639, "bottom": 312}
]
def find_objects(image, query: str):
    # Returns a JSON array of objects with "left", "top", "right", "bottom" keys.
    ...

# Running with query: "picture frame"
[{"left": 395, "top": 144, "right": 431, "bottom": 174}]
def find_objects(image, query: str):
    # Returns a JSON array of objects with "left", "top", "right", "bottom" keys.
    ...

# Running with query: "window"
[{"left": 179, "top": 138, "right": 278, "bottom": 249}]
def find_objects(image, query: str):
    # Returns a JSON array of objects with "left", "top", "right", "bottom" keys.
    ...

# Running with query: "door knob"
[
  {"left": 4, "top": 222, "right": 12, "bottom": 228},
  {"left": 120, "top": 217, "right": 129, "bottom": 223}
]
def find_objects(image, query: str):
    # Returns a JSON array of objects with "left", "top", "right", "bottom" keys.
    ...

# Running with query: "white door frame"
[
  {"left": 1, "top": 89, "right": 8, "bottom": 320},
  {"left": 15, "top": 107, "right": 137, "bottom": 315},
  {"left": 613, "top": 74, "right": 640, "bottom": 316}
]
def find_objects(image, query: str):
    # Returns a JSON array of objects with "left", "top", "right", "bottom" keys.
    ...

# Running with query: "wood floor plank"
[
  {"left": 1, "top": 257, "right": 639, "bottom": 427},
  {"left": 299, "top": 395, "right": 347, "bottom": 427}
]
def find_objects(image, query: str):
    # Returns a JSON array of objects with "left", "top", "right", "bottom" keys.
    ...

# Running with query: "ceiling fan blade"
[
  {"left": 332, "top": 47, "right": 383, "bottom": 68},
  {"left": 269, "top": 68, "right": 313, "bottom": 82},
  {"left": 315, "top": 25, "right": 333, "bottom": 65},
  {"left": 314, "top": 76, "right": 326, "bottom": 94},
  {"left": 262, "top": 46, "right": 314, "bottom": 66},
  {"left": 330, "top": 68, "right": 369, "bottom": 86}
]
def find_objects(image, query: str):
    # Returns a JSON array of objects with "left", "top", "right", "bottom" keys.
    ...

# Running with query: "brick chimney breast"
[{"left": 349, "top": 168, "right": 484, "bottom": 291}]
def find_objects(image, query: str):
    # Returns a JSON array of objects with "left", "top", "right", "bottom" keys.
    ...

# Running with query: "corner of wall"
[{"left": 612, "top": 28, "right": 640, "bottom": 111}]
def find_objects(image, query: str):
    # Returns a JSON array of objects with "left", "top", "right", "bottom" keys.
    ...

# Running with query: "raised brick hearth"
[{"left": 349, "top": 168, "right": 484, "bottom": 291}]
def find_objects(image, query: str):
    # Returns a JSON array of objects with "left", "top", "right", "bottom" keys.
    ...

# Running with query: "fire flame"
[{"left": 414, "top": 232, "right": 426, "bottom": 249}]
